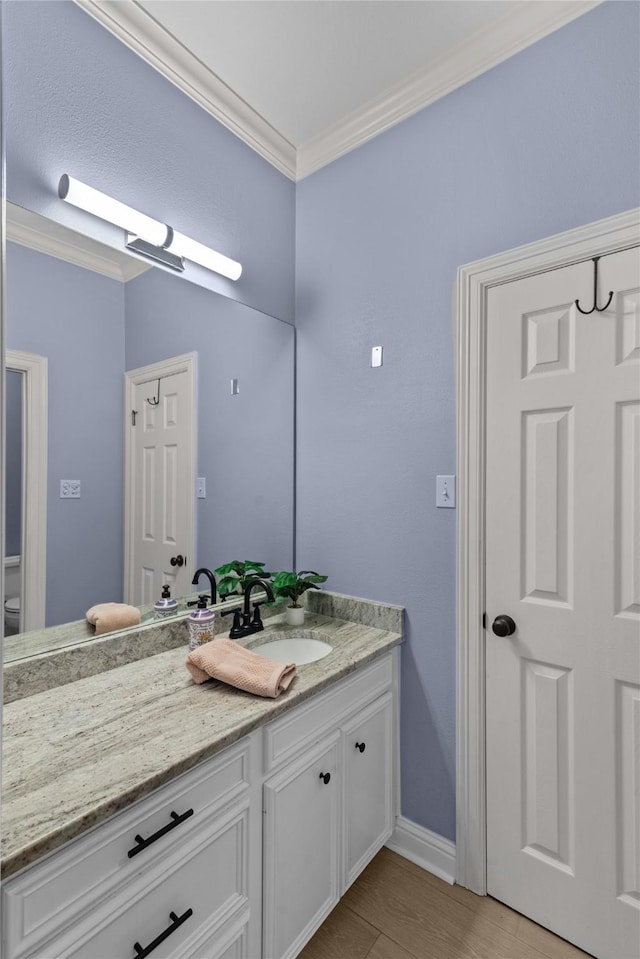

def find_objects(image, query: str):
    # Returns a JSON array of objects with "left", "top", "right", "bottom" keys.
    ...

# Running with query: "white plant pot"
[{"left": 285, "top": 605, "right": 304, "bottom": 627}]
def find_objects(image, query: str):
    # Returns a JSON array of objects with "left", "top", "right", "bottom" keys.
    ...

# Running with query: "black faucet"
[
  {"left": 220, "top": 577, "right": 274, "bottom": 639},
  {"left": 191, "top": 568, "right": 217, "bottom": 606}
]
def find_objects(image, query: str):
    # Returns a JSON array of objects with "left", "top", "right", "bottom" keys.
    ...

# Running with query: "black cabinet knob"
[
  {"left": 355, "top": 742, "right": 366, "bottom": 753},
  {"left": 170, "top": 555, "right": 185, "bottom": 567},
  {"left": 319, "top": 771, "right": 331, "bottom": 784},
  {"left": 492, "top": 614, "right": 517, "bottom": 637}
]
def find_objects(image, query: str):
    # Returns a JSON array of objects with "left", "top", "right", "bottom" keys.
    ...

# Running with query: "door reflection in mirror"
[{"left": 4, "top": 370, "right": 23, "bottom": 635}]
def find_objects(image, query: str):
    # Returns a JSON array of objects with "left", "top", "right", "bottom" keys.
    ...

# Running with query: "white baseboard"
[{"left": 386, "top": 816, "right": 456, "bottom": 885}]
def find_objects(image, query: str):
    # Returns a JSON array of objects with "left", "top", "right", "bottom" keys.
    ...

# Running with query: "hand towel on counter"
[
  {"left": 86, "top": 602, "right": 141, "bottom": 634},
  {"left": 186, "top": 638, "right": 296, "bottom": 698}
]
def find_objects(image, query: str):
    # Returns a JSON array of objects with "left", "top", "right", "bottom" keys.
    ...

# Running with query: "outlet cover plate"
[{"left": 60, "top": 480, "right": 81, "bottom": 498}]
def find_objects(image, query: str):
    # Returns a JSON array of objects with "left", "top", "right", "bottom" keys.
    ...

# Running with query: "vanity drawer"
[
  {"left": 178, "top": 909, "right": 249, "bottom": 959},
  {"left": 32, "top": 802, "right": 251, "bottom": 959},
  {"left": 3, "top": 737, "right": 253, "bottom": 959},
  {"left": 263, "top": 652, "right": 393, "bottom": 772}
]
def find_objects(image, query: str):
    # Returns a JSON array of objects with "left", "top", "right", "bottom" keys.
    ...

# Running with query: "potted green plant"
[
  {"left": 214, "top": 560, "right": 270, "bottom": 600},
  {"left": 270, "top": 570, "right": 328, "bottom": 626}
]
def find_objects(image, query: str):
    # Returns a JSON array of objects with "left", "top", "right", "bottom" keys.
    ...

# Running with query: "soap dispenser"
[
  {"left": 154, "top": 584, "right": 178, "bottom": 620},
  {"left": 188, "top": 595, "right": 215, "bottom": 651}
]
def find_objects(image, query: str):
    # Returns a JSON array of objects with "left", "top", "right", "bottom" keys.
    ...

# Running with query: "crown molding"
[
  {"left": 6, "top": 202, "right": 149, "bottom": 282},
  {"left": 73, "top": 0, "right": 297, "bottom": 180},
  {"left": 296, "top": 1, "right": 601, "bottom": 179},
  {"left": 73, "top": 0, "right": 599, "bottom": 183}
]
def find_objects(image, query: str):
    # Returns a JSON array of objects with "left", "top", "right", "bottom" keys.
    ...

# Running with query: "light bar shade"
[
  {"left": 165, "top": 230, "right": 242, "bottom": 281},
  {"left": 58, "top": 175, "right": 242, "bottom": 281},
  {"left": 58, "top": 175, "right": 169, "bottom": 247}
]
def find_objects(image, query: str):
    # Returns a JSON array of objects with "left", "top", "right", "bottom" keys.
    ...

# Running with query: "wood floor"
[{"left": 299, "top": 848, "right": 592, "bottom": 959}]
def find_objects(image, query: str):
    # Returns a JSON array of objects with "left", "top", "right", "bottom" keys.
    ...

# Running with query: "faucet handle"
[
  {"left": 186, "top": 593, "right": 209, "bottom": 607},
  {"left": 220, "top": 605, "right": 242, "bottom": 638},
  {"left": 251, "top": 604, "right": 264, "bottom": 627}
]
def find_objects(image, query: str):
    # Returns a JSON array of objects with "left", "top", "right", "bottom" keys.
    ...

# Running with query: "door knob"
[
  {"left": 492, "top": 614, "right": 516, "bottom": 637},
  {"left": 170, "top": 555, "right": 185, "bottom": 567},
  {"left": 355, "top": 742, "right": 366, "bottom": 753},
  {"left": 319, "top": 772, "right": 331, "bottom": 785}
]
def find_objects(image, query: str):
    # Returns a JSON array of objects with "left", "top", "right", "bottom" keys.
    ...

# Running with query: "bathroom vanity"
[{"left": 2, "top": 594, "right": 402, "bottom": 959}]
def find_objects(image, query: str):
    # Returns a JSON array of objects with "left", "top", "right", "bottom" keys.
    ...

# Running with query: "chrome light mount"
[{"left": 125, "top": 230, "right": 185, "bottom": 272}]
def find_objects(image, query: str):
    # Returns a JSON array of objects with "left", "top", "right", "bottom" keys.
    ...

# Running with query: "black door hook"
[
  {"left": 575, "top": 256, "right": 614, "bottom": 315},
  {"left": 146, "top": 378, "right": 161, "bottom": 406}
]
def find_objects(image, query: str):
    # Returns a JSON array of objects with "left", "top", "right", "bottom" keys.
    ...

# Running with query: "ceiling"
[
  {"left": 138, "top": 1, "right": 518, "bottom": 147},
  {"left": 76, "top": 0, "right": 599, "bottom": 179}
]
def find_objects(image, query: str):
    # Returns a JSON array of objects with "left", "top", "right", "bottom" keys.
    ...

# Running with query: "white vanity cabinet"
[
  {"left": 2, "top": 734, "right": 263, "bottom": 959},
  {"left": 261, "top": 654, "right": 395, "bottom": 959},
  {"left": 2, "top": 649, "right": 397, "bottom": 959}
]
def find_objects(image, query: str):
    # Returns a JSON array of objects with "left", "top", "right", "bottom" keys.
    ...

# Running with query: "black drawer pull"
[
  {"left": 133, "top": 908, "right": 193, "bottom": 958},
  {"left": 355, "top": 742, "right": 366, "bottom": 753},
  {"left": 127, "top": 808, "right": 194, "bottom": 858},
  {"left": 319, "top": 771, "right": 331, "bottom": 784}
]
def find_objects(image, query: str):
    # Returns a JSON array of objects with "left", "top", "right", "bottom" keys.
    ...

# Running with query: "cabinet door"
[
  {"left": 343, "top": 693, "right": 394, "bottom": 888},
  {"left": 263, "top": 735, "right": 340, "bottom": 959}
]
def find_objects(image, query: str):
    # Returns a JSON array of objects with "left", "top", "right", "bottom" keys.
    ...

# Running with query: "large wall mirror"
[{"left": 3, "top": 203, "right": 295, "bottom": 657}]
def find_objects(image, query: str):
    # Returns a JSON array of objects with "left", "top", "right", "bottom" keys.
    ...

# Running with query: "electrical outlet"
[{"left": 60, "top": 480, "right": 81, "bottom": 498}]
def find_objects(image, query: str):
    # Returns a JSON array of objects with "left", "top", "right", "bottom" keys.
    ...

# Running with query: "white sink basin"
[{"left": 255, "top": 637, "right": 333, "bottom": 665}]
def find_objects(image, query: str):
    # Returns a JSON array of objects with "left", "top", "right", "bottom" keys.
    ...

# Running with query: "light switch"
[
  {"left": 230, "top": 378, "right": 239, "bottom": 395},
  {"left": 371, "top": 346, "right": 383, "bottom": 368},
  {"left": 197, "top": 477, "right": 206, "bottom": 499},
  {"left": 436, "top": 475, "right": 456, "bottom": 508}
]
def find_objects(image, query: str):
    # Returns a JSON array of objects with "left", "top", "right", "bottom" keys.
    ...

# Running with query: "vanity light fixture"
[{"left": 58, "top": 174, "right": 242, "bottom": 280}]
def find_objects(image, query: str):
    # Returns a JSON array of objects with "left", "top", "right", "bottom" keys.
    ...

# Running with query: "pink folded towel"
[
  {"left": 86, "top": 602, "right": 141, "bottom": 635},
  {"left": 186, "top": 637, "right": 296, "bottom": 698}
]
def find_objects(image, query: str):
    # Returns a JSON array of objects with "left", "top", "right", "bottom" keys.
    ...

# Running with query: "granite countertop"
[{"left": 2, "top": 594, "right": 403, "bottom": 880}]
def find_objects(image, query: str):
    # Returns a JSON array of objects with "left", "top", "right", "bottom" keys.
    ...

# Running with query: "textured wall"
[
  {"left": 2, "top": 0, "right": 295, "bottom": 324},
  {"left": 295, "top": 2, "right": 640, "bottom": 840},
  {"left": 124, "top": 267, "right": 295, "bottom": 577},
  {"left": 6, "top": 242, "right": 125, "bottom": 627}
]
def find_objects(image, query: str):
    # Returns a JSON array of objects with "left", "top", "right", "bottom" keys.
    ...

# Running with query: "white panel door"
[
  {"left": 128, "top": 364, "right": 194, "bottom": 606},
  {"left": 486, "top": 247, "right": 640, "bottom": 959}
]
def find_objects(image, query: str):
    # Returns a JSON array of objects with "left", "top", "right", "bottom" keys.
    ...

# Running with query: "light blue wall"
[
  {"left": 2, "top": 0, "right": 295, "bottom": 324},
  {"left": 124, "top": 268, "right": 295, "bottom": 576},
  {"left": 295, "top": 2, "right": 640, "bottom": 840},
  {"left": 6, "top": 242, "right": 125, "bottom": 626},
  {"left": 4, "top": 369, "right": 22, "bottom": 557},
  {"left": 3, "top": 0, "right": 639, "bottom": 842}
]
